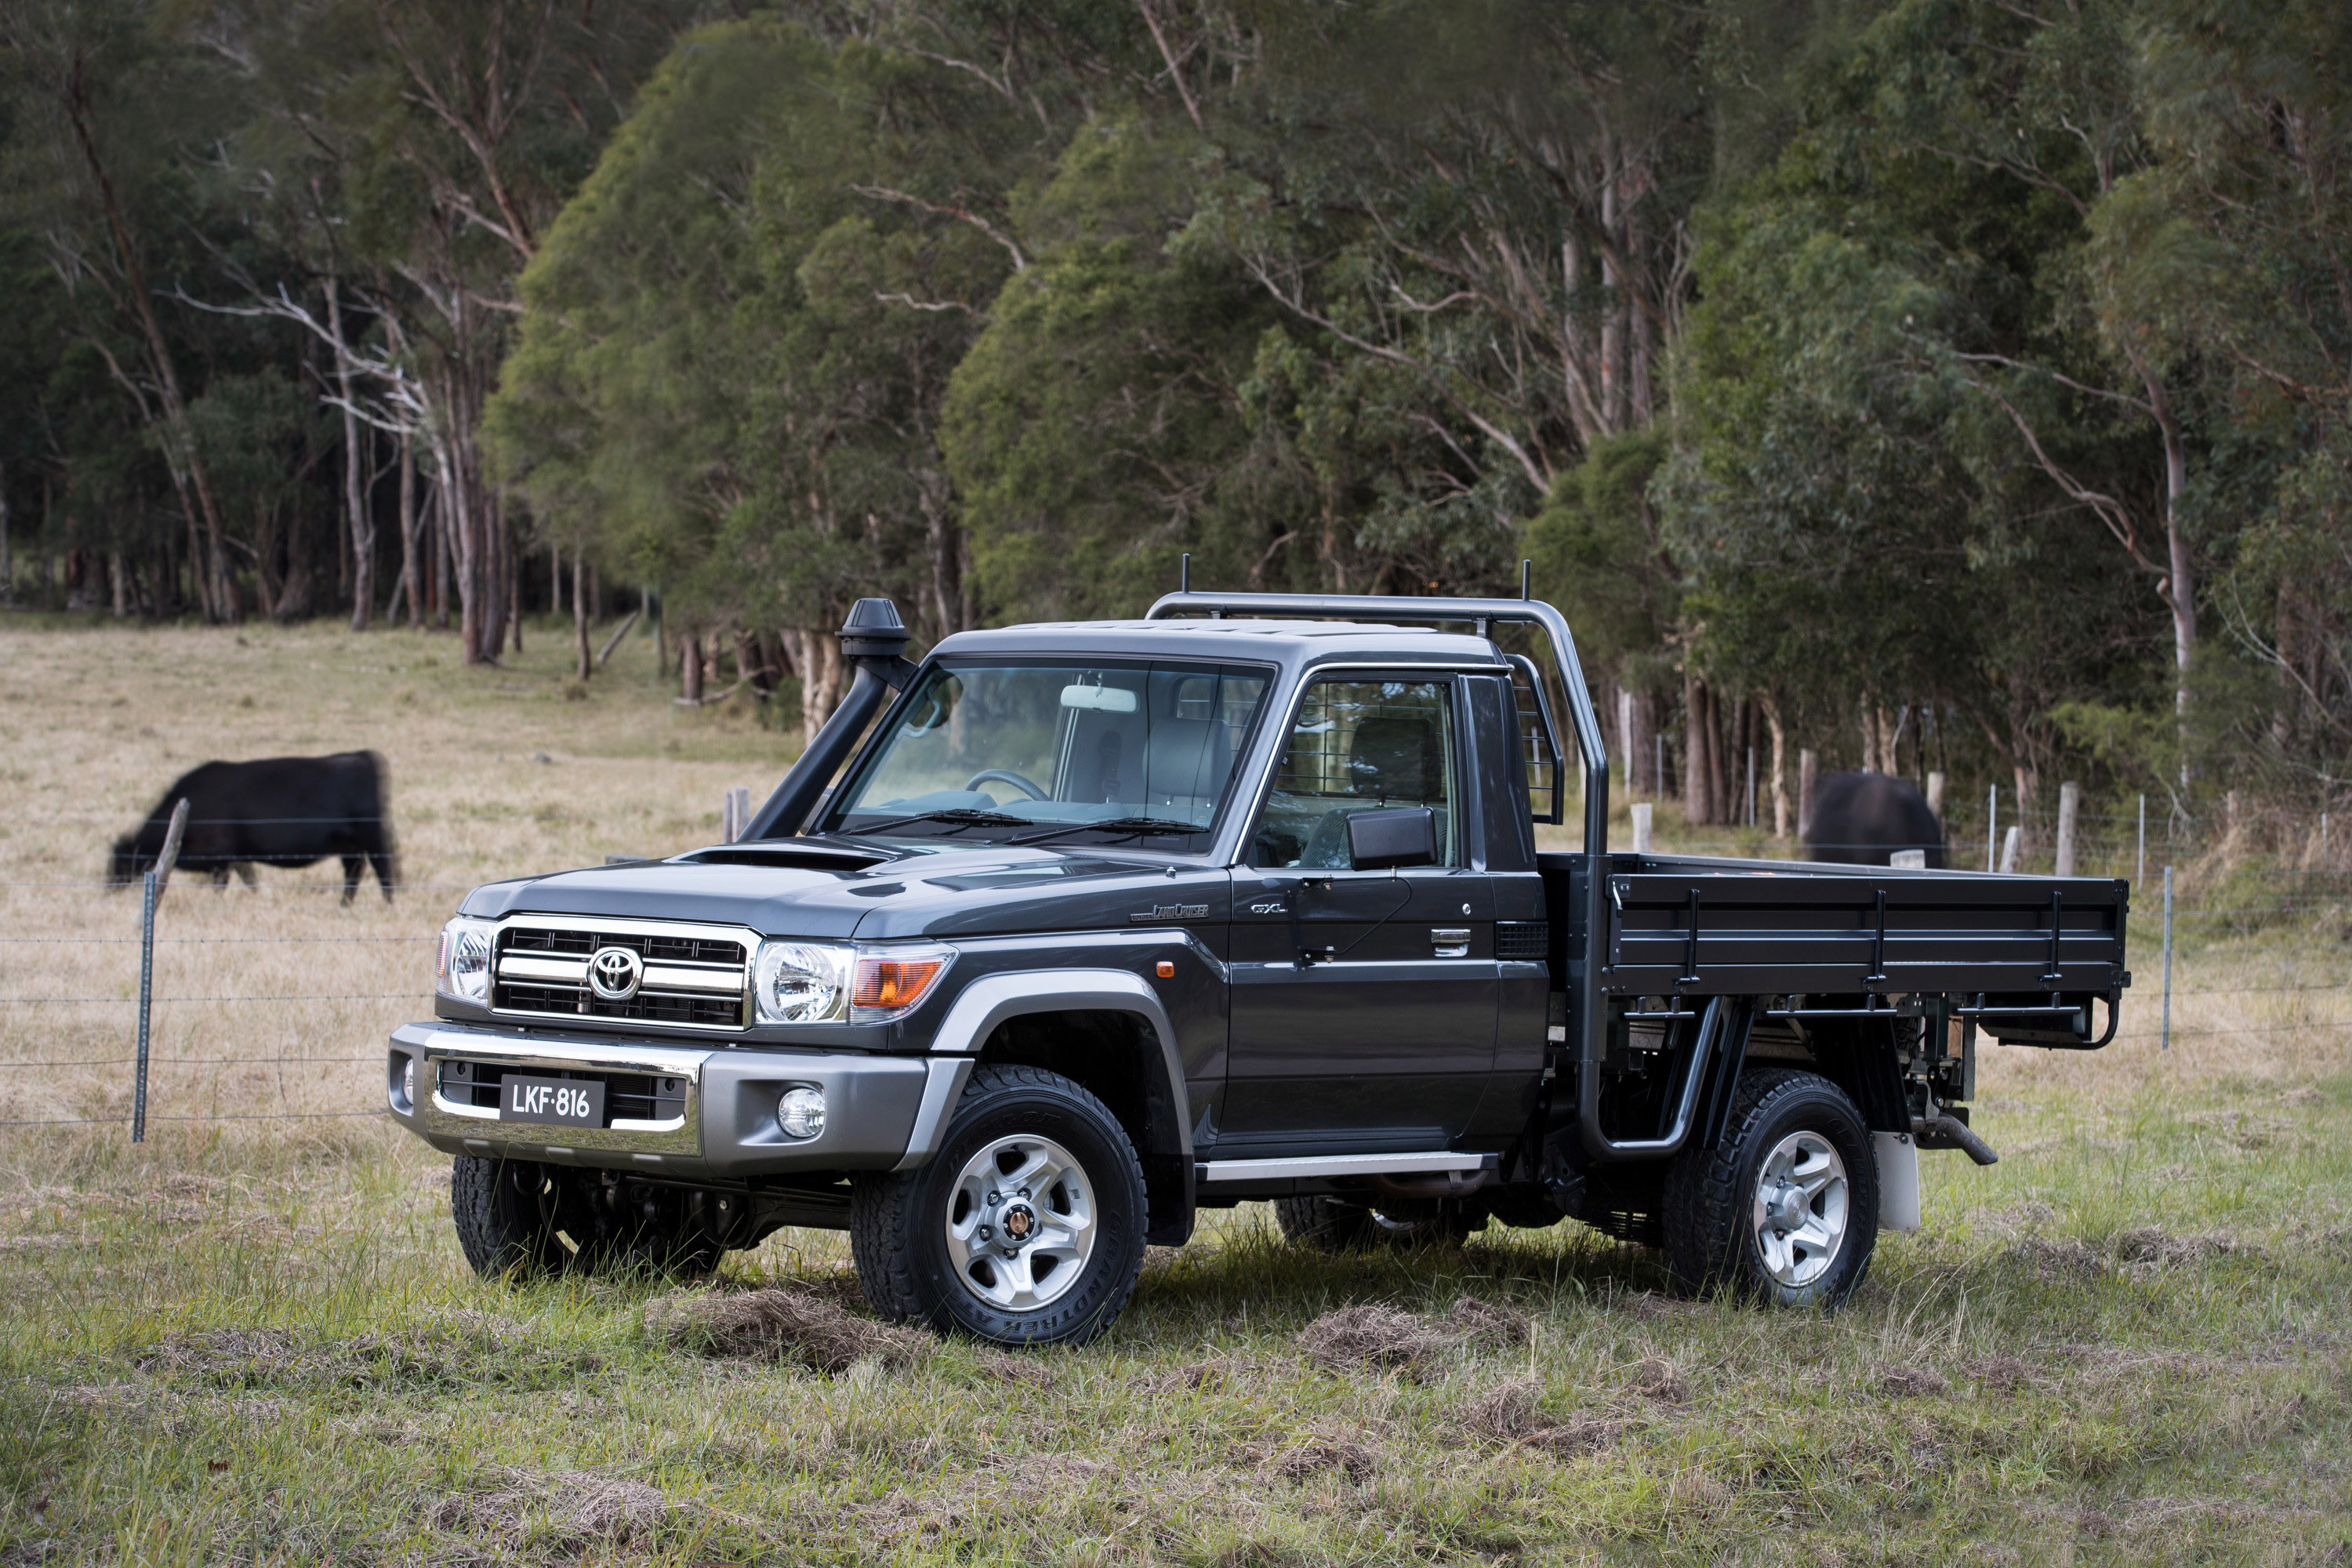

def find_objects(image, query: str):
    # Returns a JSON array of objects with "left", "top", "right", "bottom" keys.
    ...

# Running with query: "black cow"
[
  {"left": 109, "top": 752, "right": 397, "bottom": 904},
  {"left": 1803, "top": 771, "right": 1945, "bottom": 868}
]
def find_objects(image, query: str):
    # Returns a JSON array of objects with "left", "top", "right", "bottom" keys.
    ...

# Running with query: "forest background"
[{"left": 2, "top": 0, "right": 2347, "bottom": 858}]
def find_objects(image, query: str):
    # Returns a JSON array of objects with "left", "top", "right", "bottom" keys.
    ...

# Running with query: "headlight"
[
  {"left": 437, "top": 917, "right": 496, "bottom": 1004},
  {"left": 776, "top": 1086, "right": 826, "bottom": 1139},
  {"left": 752, "top": 941, "right": 853, "bottom": 1024},
  {"left": 749, "top": 941, "right": 954, "bottom": 1025},
  {"left": 851, "top": 945, "right": 956, "bottom": 1022}
]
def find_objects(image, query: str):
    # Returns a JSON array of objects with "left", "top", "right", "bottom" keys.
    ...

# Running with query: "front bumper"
[{"left": 385, "top": 1021, "right": 958, "bottom": 1180}]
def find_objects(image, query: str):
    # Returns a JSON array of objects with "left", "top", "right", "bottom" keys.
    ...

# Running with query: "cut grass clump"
[
  {"left": 1298, "top": 1294, "right": 1528, "bottom": 1375},
  {"left": 426, "top": 1466, "right": 669, "bottom": 1551},
  {"left": 643, "top": 1284, "right": 932, "bottom": 1374}
]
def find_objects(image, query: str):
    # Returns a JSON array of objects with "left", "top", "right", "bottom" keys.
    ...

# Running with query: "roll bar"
[{"left": 1145, "top": 583, "right": 1620, "bottom": 1159}]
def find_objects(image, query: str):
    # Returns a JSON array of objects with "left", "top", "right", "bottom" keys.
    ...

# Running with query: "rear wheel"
[
  {"left": 1274, "top": 1195, "right": 1477, "bottom": 1251},
  {"left": 1663, "top": 1069, "right": 1878, "bottom": 1308},
  {"left": 851, "top": 1065, "right": 1147, "bottom": 1346}
]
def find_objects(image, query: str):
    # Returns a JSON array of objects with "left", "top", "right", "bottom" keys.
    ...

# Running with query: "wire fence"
[
  {"left": 0, "top": 862, "right": 440, "bottom": 1137},
  {"left": 1, "top": 831, "right": 2344, "bottom": 1143}
]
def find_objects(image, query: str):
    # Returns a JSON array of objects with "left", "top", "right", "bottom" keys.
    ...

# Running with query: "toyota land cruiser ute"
[{"left": 387, "top": 586, "right": 2127, "bottom": 1345}]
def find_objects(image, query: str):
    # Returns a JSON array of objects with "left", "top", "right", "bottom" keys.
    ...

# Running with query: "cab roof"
[{"left": 927, "top": 617, "right": 1507, "bottom": 673}]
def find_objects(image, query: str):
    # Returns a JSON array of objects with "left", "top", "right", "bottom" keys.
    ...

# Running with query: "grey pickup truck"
[{"left": 387, "top": 586, "right": 2127, "bottom": 1345}]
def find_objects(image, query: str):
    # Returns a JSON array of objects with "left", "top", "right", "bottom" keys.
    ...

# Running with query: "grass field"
[{"left": 1, "top": 617, "right": 2347, "bottom": 1566}]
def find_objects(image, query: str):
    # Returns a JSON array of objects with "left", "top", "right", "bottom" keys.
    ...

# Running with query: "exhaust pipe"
[{"left": 741, "top": 599, "right": 920, "bottom": 840}]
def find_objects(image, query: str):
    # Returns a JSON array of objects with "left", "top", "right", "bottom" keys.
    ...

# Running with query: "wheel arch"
[{"left": 895, "top": 969, "right": 1194, "bottom": 1245}]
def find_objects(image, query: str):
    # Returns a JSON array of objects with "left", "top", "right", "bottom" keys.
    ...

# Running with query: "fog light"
[
  {"left": 776, "top": 1087, "right": 826, "bottom": 1140},
  {"left": 402, "top": 1058, "right": 417, "bottom": 1108}
]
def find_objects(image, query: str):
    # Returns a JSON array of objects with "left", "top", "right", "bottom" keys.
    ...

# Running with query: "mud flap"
[{"left": 1874, "top": 1130, "right": 1921, "bottom": 1232}]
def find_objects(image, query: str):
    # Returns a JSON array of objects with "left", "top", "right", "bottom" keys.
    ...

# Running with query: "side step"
[{"left": 1196, "top": 1151, "right": 1496, "bottom": 1184}]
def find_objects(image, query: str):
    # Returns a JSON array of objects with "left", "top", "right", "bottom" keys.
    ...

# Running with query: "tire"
[
  {"left": 1663, "top": 1069, "right": 1879, "bottom": 1308},
  {"left": 451, "top": 1156, "right": 720, "bottom": 1281},
  {"left": 451, "top": 1155, "right": 590, "bottom": 1279},
  {"left": 1273, "top": 1195, "right": 1477, "bottom": 1251},
  {"left": 850, "top": 1065, "right": 1147, "bottom": 1347}
]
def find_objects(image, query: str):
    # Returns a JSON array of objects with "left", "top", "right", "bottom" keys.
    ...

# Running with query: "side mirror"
[{"left": 1346, "top": 808, "right": 1437, "bottom": 871}]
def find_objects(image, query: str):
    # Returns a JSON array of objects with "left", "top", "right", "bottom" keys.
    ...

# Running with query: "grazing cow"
[
  {"left": 1803, "top": 771, "right": 1945, "bottom": 868},
  {"left": 109, "top": 752, "right": 397, "bottom": 904}
]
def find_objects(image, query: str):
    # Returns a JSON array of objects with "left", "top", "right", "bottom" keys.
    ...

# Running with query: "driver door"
[{"left": 1218, "top": 674, "right": 1498, "bottom": 1154}]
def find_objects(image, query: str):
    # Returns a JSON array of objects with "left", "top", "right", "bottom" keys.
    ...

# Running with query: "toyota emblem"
[{"left": 586, "top": 946, "right": 644, "bottom": 1002}]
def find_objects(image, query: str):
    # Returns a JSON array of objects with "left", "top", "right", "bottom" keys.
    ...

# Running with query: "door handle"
[{"left": 1430, "top": 927, "right": 1471, "bottom": 958}]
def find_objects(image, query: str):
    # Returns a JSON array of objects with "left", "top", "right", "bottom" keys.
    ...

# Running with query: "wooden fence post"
[
  {"left": 1798, "top": 749, "right": 1818, "bottom": 838},
  {"left": 1631, "top": 802, "right": 1653, "bottom": 855}
]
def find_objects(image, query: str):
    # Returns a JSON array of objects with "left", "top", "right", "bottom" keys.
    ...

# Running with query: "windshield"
[{"left": 824, "top": 660, "right": 1271, "bottom": 848}]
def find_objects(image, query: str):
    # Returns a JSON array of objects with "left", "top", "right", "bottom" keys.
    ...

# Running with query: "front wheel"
[
  {"left": 851, "top": 1065, "right": 1147, "bottom": 1346},
  {"left": 1663, "top": 1069, "right": 1878, "bottom": 1308},
  {"left": 451, "top": 1156, "right": 721, "bottom": 1280},
  {"left": 451, "top": 1155, "right": 591, "bottom": 1278}
]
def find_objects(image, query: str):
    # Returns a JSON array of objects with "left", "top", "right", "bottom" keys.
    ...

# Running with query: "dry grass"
[
  {"left": 0, "top": 619, "right": 2349, "bottom": 1565},
  {"left": 0, "top": 615, "right": 787, "bottom": 1133}
]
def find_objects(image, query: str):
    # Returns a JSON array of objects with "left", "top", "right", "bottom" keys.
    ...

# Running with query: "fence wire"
[{"left": 0, "top": 833, "right": 2343, "bottom": 1137}]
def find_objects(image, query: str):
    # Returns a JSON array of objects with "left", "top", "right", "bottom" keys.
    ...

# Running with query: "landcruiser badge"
[
  {"left": 1129, "top": 904, "right": 1208, "bottom": 923},
  {"left": 586, "top": 946, "right": 644, "bottom": 1001}
]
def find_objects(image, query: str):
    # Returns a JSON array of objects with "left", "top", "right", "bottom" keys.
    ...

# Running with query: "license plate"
[{"left": 497, "top": 1075, "right": 605, "bottom": 1127}]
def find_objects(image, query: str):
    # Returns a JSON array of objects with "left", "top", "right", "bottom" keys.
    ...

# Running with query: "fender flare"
[{"left": 892, "top": 969, "right": 1189, "bottom": 1172}]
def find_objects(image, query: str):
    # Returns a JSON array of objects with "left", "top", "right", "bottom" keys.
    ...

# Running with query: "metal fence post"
[
  {"left": 1987, "top": 785, "right": 1997, "bottom": 873},
  {"left": 129, "top": 797, "right": 187, "bottom": 1143},
  {"left": 2161, "top": 864, "right": 2174, "bottom": 1053},
  {"left": 133, "top": 868, "right": 156, "bottom": 1142},
  {"left": 2137, "top": 793, "right": 2146, "bottom": 887}
]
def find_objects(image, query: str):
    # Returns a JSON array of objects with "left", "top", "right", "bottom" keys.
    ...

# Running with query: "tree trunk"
[
  {"left": 1681, "top": 670, "right": 1716, "bottom": 826},
  {"left": 325, "top": 282, "right": 373, "bottom": 631},
  {"left": 797, "top": 626, "right": 844, "bottom": 744},
  {"left": 2157, "top": 387, "right": 2196, "bottom": 777},
  {"left": 1799, "top": 748, "right": 1819, "bottom": 839},
  {"left": 572, "top": 550, "right": 590, "bottom": 682},
  {"left": 2012, "top": 764, "right": 2037, "bottom": 869},
  {"left": 274, "top": 495, "right": 315, "bottom": 622},
  {"left": 431, "top": 485, "right": 451, "bottom": 629},
  {"left": 0, "top": 461, "right": 11, "bottom": 605},
  {"left": 397, "top": 430, "right": 422, "bottom": 626},
  {"left": 506, "top": 512, "right": 523, "bottom": 655},
  {"left": 681, "top": 631, "right": 703, "bottom": 702},
  {"left": 1766, "top": 699, "right": 1789, "bottom": 839}
]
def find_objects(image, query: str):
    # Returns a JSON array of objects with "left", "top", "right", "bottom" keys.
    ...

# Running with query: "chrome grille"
[{"left": 490, "top": 916, "right": 751, "bottom": 1030}]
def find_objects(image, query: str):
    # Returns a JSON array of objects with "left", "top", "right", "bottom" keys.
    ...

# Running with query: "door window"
[{"left": 1250, "top": 678, "right": 1460, "bottom": 868}]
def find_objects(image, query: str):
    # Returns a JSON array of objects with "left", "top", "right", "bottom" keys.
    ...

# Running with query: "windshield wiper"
[
  {"left": 836, "top": 808, "right": 1033, "bottom": 838},
  {"left": 1011, "top": 816, "right": 1207, "bottom": 845}
]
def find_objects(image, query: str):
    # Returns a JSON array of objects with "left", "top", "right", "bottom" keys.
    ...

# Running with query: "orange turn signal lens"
[
  {"left": 851, "top": 951, "right": 951, "bottom": 1017},
  {"left": 1156, "top": 960, "right": 1175, "bottom": 978}
]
